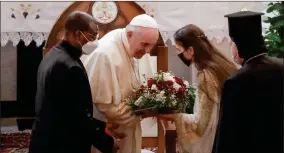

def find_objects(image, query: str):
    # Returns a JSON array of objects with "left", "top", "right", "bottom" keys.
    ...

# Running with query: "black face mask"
[{"left": 178, "top": 52, "right": 191, "bottom": 67}]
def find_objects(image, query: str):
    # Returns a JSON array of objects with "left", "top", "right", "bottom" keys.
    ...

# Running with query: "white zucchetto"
[{"left": 129, "top": 14, "right": 159, "bottom": 29}]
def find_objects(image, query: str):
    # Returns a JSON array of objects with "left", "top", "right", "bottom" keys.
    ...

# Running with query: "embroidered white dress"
[{"left": 173, "top": 69, "right": 221, "bottom": 153}]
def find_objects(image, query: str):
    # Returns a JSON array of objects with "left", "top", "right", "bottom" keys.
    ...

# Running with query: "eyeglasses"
[
  {"left": 78, "top": 30, "right": 99, "bottom": 41},
  {"left": 84, "top": 32, "right": 99, "bottom": 41}
]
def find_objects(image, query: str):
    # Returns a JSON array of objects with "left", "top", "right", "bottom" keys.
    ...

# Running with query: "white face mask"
[
  {"left": 77, "top": 31, "right": 99, "bottom": 55},
  {"left": 82, "top": 39, "right": 98, "bottom": 55}
]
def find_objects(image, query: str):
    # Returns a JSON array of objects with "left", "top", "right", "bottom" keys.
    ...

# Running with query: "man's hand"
[{"left": 105, "top": 123, "right": 126, "bottom": 139}]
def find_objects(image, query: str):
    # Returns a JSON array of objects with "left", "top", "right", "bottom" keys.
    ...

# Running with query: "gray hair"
[{"left": 125, "top": 24, "right": 141, "bottom": 33}]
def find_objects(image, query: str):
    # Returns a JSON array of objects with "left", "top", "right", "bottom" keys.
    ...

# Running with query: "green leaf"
[
  {"left": 267, "top": 5, "right": 275, "bottom": 13},
  {"left": 273, "top": 3, "right": 284, "bottom": 11},
  {"left": 267, "top": 3, "right": 284, "bottom": 13},
  {"left": 264, "top": 17, "right": 272, "bottom": 23},
  {"left": 274, "top": 20, "right": 284, "bottom": 28},
  {"left": 280, "top": 9, "right": 284, "bottom": 15},
  {"left": 267, "top": 33, "right": 282, "bottom": 43},
  {"left": 280, "top": 46, "right": 284, "bottom": 52},
  {"left": 269, "top": 16, "right": 284, "bottom": 26},
  {"left": 268, "top": 2, "right": 274, "bottom": 7}
]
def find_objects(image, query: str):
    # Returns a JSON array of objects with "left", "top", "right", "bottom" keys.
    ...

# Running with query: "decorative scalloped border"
[
  {"left": 1, "top": 32, "right": 49, "bottom": 47},
  {"left": 0, "top": 31, "right": 233, "bottom": 47},
  {"left": 1, "top": 2, "right": 268, "bottom": 47}
]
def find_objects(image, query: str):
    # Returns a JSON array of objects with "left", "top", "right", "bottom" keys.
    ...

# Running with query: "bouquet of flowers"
[{"left": 128, "top": 71, "right": 196, "bottom": 115}]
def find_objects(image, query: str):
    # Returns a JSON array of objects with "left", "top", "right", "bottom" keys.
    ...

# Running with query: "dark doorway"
[{"left": 16, "top": 40, "right": 45, "bottom": 130}]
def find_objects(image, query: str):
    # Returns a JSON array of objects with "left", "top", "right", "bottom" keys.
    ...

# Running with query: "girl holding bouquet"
[{"left": 157, "top": 24, "right": 237, "bottom": 153}]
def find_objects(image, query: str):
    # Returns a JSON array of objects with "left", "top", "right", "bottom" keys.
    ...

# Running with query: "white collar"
[{"left": 244, "top": 53, "right": 268, "bottom": 65}]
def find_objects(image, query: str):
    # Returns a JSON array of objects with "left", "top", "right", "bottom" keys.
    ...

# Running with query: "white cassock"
[{"left": 80, "top": 28, "right": 155, "bottom": 153}]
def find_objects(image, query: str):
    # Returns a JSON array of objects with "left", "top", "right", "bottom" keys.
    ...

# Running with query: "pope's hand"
[{"left": 105, "top": 123, "right": 126, "bottom": 139}]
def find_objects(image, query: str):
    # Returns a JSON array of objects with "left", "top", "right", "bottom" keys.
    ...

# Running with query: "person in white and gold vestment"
[{"left": 80, "top": 14, "right": 159, "bottom": 153}]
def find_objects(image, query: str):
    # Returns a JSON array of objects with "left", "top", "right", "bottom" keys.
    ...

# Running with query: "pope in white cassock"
[{"left": 80, "top": 14, "right": 159, "bottom": 153}]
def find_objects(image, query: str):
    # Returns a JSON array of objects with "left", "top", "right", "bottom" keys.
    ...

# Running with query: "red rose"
[
  {"left": 156, "top": 82, "right": 164, "bottom": 90},
  {"left": 176, "top": 87, "right": 186, "bottom": 98},
  {"left": 166, "top": 80, "right": 174, "bottom": 86},
  {"left": 174, "top": 77, "right": 185, "bottom": 87},
  {"left": 147, "top": 79, "right": 155, "bottom": 88}
]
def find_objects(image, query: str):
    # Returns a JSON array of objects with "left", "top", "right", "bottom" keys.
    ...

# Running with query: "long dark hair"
[{"left": 174, "top": 24, "right": 237, "bottom": 96}]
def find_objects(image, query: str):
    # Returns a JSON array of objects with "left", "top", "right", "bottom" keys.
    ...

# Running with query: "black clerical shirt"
[{"left": 29, "top": 40, "right": 114, "bottom": 153}]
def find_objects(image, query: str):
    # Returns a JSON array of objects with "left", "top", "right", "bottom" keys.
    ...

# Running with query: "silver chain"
[{"left": 244, "top": 53, "right": 268, "bottom": 65}]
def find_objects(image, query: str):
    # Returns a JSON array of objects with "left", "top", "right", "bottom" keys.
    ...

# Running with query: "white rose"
[
  {"left": 145, "top": 92, "right": 151, "bottom": 98},
  {"left": 156, "top": 90, "right": 165, "bottom": 98},
  {"left": 134, "top": 96, "right": 143, "bottom": 106},
  {"left": 172, "top": 100, "right": 177, "bottom": 106},
  {"left": 160, "top": 90, "right": 165, "bottom": 96},
  {"left": 151, "top": 84, "right": 158, "bottom": 90},
  {"left": 173, "top": 82, "right": 181, "bottom": 91},
  {"left": 184, "top": 80, "right": 189, "bottom": 88},
  {"left": 156, "top": 90, "right": 166, "bottom": 102},
  {"left": 163, "top": 72, "right": 175, "bottom": 82}
]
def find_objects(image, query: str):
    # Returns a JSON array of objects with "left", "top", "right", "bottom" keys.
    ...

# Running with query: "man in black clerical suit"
[
  {"left": 29, "top": 11, "right": 122, "bottom": 153},
  {"left": 213, "top": 10, "right": 284, "bottom": 153}
]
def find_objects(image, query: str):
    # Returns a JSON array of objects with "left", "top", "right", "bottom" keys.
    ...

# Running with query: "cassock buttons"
[{"left": 85, "top": 109, "right": 91, "bottom": 117}]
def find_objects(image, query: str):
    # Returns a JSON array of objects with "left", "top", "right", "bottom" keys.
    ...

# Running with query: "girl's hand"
[{"left": 157, "top": 114, "right": 174, "bottom": 121}]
